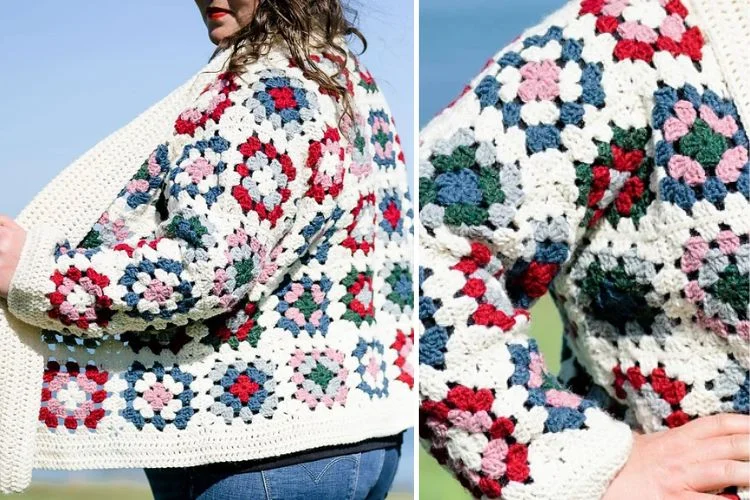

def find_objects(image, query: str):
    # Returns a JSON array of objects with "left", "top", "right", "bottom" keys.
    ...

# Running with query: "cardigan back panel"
[{"left": 5, "top": 41, "right": 414, "bottom": 478}]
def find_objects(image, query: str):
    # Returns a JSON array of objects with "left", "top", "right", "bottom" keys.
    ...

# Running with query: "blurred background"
[
  {"left": 419, "top": 1, "right": 567, "bottom": 499},
  {"left": 0, "top": 1, "right": 413, "bottom": 498}
]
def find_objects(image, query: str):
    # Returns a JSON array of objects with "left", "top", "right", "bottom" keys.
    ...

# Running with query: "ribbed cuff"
[
  {"left": 6, "top": 224, "right": 66, "bottom": 328},
  {"left": 504, "top": 409, "right": 634, "bottom": 499}
]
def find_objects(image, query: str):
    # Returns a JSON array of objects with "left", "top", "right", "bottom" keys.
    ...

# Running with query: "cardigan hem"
[
  {"left": 32, "top": 398, "right": 413, "bottom": 470},
  {"left": 0, "top": 47, "right": 231, "bottom": 493}
]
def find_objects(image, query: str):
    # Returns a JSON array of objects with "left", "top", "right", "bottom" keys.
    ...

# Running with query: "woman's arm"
[
  {"left": 4, "top": 68, "right": 338, "bottom": 337},
  {"left": 418, "top": 6, "right": 650, "bottom": 499}
]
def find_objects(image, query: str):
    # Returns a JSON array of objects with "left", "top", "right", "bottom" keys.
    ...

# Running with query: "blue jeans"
[{"left": 145, "top": 446, "right": 402, "bottom": 500}]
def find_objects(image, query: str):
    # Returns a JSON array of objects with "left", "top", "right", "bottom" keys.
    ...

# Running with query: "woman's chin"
[{"left": 208, "top": 25, "right": 236, "bottom": 45}]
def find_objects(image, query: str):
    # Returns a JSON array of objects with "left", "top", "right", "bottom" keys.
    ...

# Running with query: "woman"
[
  {"left": 0, "top": 1, "right": 413, "bottom": 498},
  {"left": 418, "top": 0, "right": 748, "bottom": 498}
]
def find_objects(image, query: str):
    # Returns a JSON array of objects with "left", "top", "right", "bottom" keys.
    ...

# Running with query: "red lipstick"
[{"left": 206, "top": 7, "right": 231, "bottom": 20}]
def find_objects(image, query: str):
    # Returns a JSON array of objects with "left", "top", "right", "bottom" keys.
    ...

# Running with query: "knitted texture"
[
  {"left": 3, "top": 40, "right": 413, "bottom": 491},
  {"left": 0, "top": 48, "right": 233, "bottom": 492},
  {"left": 418, "top": 0, "right": 749, "bottom": 498}
]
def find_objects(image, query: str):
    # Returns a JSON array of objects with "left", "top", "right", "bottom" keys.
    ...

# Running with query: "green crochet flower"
[
  {"left": 711, "top": 264, "right": 749, "bottom": 319},
  {"left": 678, "top": 119, "right": 728, "bottom": 168},
  {"left": 165, "top": 215, "right": 209, "bottom": 248},
  {"left": 580, "top": 260, "right": 661, "bottom": 330},
  {"left": 421, "top": 142, "right": 508, "bottom": 228}
]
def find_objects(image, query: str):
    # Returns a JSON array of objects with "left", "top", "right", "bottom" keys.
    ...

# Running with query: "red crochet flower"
[
  {"left": 39, "top": 360, "right": 109, "bottom": 430},
  {"left": 175, "top": 72, "right": 238, "bottom": 136},
  {"left": 47, "top": 264, "right": 114, "bottom": 331},
  {"left": 581, "top": 0, "right": 704, "bottom": 63},
  {"left": 613, "top": 364, "right": 691, "bottom": 428},
  {"left": 342, "top": 193, "right": 377, "bottom": 255},
  {"left": 342, "top": 268, "right": 375, "bottom": 326},
  {"left": 452, "top": 242, "right": 530, "bottom": 331},
  {"left": 307, "top": 127, "right": 346, "bottom": 203},
  {"left": 232, "top": 136, "right": 296, "bottom": 227},
  {"left": 390, "top": 329, "right": 414, "bottom": 389}
]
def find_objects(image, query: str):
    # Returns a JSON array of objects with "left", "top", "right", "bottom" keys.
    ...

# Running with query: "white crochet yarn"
[
  {"left": 1, "top": 40, "right": 414, "bottom": 493},
  {"left": 418, "top": 0, "right": 749, "bottom": 498}
]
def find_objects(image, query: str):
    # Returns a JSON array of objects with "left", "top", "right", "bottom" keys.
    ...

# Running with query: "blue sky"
[
  {"left": 0, "top": 1, "right": 413, "bottom": 216},
  {"left": 0, "top": 0, "right": 414, "bottom": 491},
  {"left": 420, "top": 0, "right": 564, "bottom": 125}
]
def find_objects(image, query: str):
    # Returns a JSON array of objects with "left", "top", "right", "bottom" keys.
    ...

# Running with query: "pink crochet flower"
[
  {"left": 602, "top": 0, "right": 628, "bottom": 17},
  {"left": 660, "top": 14, "right": 687, "bottom": 41},
  {"left": 663, "top": 100, "right": 696, "bottom": 141},
  {"left": 546, "top": 389, "right": 584, "bottom": 408},
  {"left": 518, "top": 60, "right": 560, "bottom": 102},
  {"left": 528, "top": 352, "right": 545, "bottom": 388},
  {"left": 680, "top": 236, "right": 709, "bottom": 273},
  {"left": 699, "top": 104, "right": 739, "bottom": 138},
  {"left": 289, "top": 348, "right": 348, "bottom": 409},
  {"left": 481, "top": 439, "right": 509, "bottom": 479},
  {"left": 185, "top": 157, "right": 215, "bottom": 183},
  {"left": 668, "top": 155, "right": 706, "bottom": 186},
  {"left": 143, "top": 382, "right": 172, "bottom": 411},
  {"left": 448, "top": 408, "right": 493, "bottom": 433},
  {"left": 716, "top": 146, "right": 748, "bottom": 184},
  {"left": 617, "top": 21, "right": 658, "bottom": 43},
  {"left": 680, "top": 231, "right": 748, "bottom": 340}
]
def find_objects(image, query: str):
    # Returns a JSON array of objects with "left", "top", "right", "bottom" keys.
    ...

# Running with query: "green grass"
[
  {"left": 419, "top": 294, "right": 564, "bottom": 500},
  {"left": 11, "top": 485, "right": 412, "bottom": 500},
  {"left": 11, "top": 484, "right": 152, "bottom": 500}
]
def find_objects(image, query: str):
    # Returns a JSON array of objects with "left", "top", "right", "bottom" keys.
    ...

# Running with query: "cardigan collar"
[{"left": 687, "top": 0, "right": 750, "bottom": 130}]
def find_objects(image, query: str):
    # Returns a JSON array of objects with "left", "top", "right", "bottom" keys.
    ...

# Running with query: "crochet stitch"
[
  {"left": 1, "top": 38, "right": 412, "bottom": 493},
  {"left": 419, "top": 0, "right": 749, "bottom": 498}
]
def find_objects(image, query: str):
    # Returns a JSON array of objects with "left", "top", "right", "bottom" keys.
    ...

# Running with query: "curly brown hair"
[{"left": 214, "top": 0, "right": 367, "bottom": 118}]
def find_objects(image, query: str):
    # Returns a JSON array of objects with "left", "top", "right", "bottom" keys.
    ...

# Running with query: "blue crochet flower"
[
  {"left": 120, "top": 257, "right": 197, "bottom": 322},
  {"left": 379, "top": 190, "right": 405, "bottom": 237},
  {"left": 122, "top": 362, "right": 194, "bottom": 431},
  {"left": 255, "top": 75, "right": 312, "bottom": 126},
  {"left": 352, "top": 338, "right": 389, "bottom": 399},
  {"left": 655, "top": 84, "right": 749, "bottom": 214},
  {"left": 369, "top": 109, "right": 397, "bottom": 169},
  {"left": 473, "top": 25, "right": 605, "bottom": 150},
  {"left": 208, "top": 359, "right": 277, "bottom": 424},
  {"left": 420, "top": 325, "right": 449, "bottom": 369},
  {"left": 275, "top": 275, "right": 333, "bottom": 337},
  {"left": 170, "top": 135, "right": 229, "bottom": 208},
  {"left": 435, "top": 169, "right": 484, "bottom": 206}
]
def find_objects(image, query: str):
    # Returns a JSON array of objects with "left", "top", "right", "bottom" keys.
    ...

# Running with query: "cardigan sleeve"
[
  {"left": 7, "top": 68, "right": 338, "bottom": 337},
  {"left": 418, "top": 8, "right": 645, "bottom": 500}
]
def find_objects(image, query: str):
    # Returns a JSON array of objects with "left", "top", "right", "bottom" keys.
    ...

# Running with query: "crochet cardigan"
[
  {"left": 419, "top": 0, "right": 748, "bottom": 498},
  {"left": 1, "top": 40, "right": 413, "bottom": 492}
]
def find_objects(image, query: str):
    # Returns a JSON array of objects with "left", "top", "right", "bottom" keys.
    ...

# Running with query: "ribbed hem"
[
  {"left": 0, "top": 224, "right": 65, "bottom": 493},
  {"left": 34, "top": 398, "right": 413, "bottom": 470},
  {"left": 0, "top": 311, "right": 43, "bottom": 493}
]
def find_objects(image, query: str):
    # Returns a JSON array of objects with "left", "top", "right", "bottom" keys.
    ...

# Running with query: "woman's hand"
[
  {"left": 0, "top": 215, "right": 26, "bottom": 297},
  {"left": 604, "top": 414, "right": 750, "bottom": 499}
]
